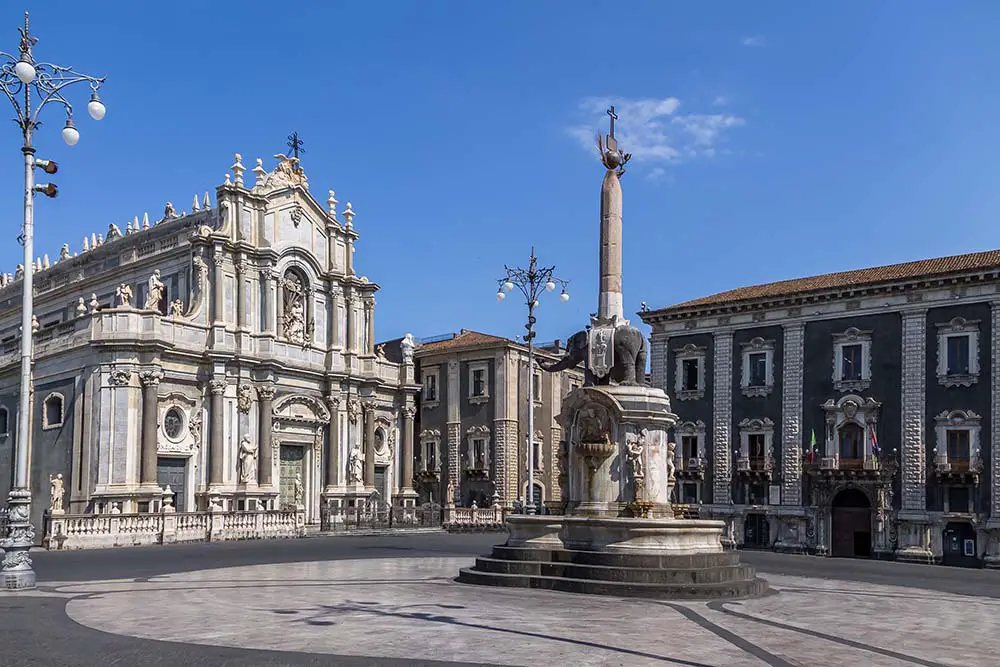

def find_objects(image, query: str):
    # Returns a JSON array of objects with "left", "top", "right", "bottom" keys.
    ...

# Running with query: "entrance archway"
[
  {"left": 942, "top": 521, "right": 978, "bottom": 567},
  {"left": 831, "top": 487, "right": 872, "bottom": 558}
]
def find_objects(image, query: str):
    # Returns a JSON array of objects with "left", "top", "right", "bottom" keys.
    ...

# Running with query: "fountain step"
[
  {"left": 490, "top": 545, "right": 741, "bottom": 570},
  {"left": 457, "top": 566, "right": 768, "bottom": 600},
  {"left": 472, "top": 556, "right": 755, "bottom": 585}
]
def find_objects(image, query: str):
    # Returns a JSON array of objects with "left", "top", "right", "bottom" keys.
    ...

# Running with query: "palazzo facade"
[
  {"left": 641, "top": 249, "right": 1000, "bottom": 567},
  {"left": 409, "top": 330, "right": 584, "bottom": 510},
  {"left": 0, "top": 149, "right": 420, "bottom": 539}
]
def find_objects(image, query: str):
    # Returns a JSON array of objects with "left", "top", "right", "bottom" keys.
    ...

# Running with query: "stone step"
[
  {"left": 472, "top": 556, "right": 756, "bottom": 585},
  {"left": 457, "top": 567, "right": 768, "bottom": 600},
  {"left": 490, "top": 545, "right": 741, "bottom": 570}
]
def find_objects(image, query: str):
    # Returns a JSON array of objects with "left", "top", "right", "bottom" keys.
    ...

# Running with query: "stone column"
[
  {"left": 209, "top": 379, "right": 227, "bottom": 486},
  {"left": 363, "top": 401, "right": 376, "bottom": 487},
  {"left": 212, "top": 248, "right": 225, "bottom": 326},
  {"left": 365, "top": 300, "right": 376, "bottom": 355},
  {"left": 598, "top": 167, "right": 624, "bottom": 322},
  {"left": 257, "top": 384, "right": 275, "bottom": 486},
  {"left": 325, "top": 394, "right": 341, "bottom": 488},
  {"left": 712, "top": 331, "right": 734, "bottom": 506},
  {"left": 780, "top": 323, "right": 804, "bottom": 506},
  {"left": 139, "top": 369, "right": 163, "bottom": 486},
  {"left": 401, "top": 406, "right": 415, "bottom": 493}
]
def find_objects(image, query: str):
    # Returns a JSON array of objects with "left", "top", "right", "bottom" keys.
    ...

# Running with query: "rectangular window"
[
  {"left": 681, "top": 359, "right": 699, "bottom": 391},
  {"left": 841, "top": 344, "right": 863, "bottom": 381},
  {"left": 946, "top": 335, "right": 970, "bottom": 375},
  {"left": 748, "top": 352, "right": 767, "bottom": 387},
  {"left": 423, "top": 374, "right": 437, "bottom": 401},
  {"left": 947, "top": 429, "right": 971, "bottom": 461},
  {"left": 472, "top": 369, "right": 486, "bottom": 397},
  {"left": 748, "top": 433, "right": 765, "bottom": 468},
  {"left": 532, "top": 436, "right": 542, "bottom": 469},
  {"left": 681, "top": 435, "right": 698, "bottom": 461},
  {"left": 532, "top": 373, "right": 541, "bottom": 399},
  {"left": 839, "top": 424, "right": 863, "bottom": 462},
  {"left": 472, "top": 438, "right": 486, "bottom": 467},
  {"left": 681, "top": 483, "right": 698, "bottom": 504},
  {"left": 424, "top": 442, "right": 437, "bottom": 470}
]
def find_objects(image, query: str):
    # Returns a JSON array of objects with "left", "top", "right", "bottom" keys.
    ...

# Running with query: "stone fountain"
[{"left": 458, "top": 108, "right": 767, "bottom": 599}]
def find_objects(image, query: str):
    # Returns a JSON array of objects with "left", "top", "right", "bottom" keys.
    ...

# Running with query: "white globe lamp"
[
  {"left": 14, "top": 58, "right": 35, "bottom": 84},
  {"left": 61, "top": 118, "right": 79, "bottom": 146},
  {"left": 87, "top": 92, "right": 106, "bottom": 121}
]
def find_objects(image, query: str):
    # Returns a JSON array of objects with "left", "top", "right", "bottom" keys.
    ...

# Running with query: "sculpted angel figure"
[
  {"left": 237, "top": 435, "right": 258, "bottom": 484},
  {"left": 626, "top": 431, "right": 645, "bottom": 479},
  {"left": 116, "top": 283, "right": 133, "bottom": 307}
]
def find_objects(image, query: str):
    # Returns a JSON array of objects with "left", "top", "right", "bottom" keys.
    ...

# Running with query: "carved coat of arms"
[{"left": 588, "top": 325, "right": 615, "bottom": 379}]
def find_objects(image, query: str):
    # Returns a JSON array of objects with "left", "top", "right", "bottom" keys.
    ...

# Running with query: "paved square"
[{"left": 36, "top": 556, "right": 997, "bottom": 666}]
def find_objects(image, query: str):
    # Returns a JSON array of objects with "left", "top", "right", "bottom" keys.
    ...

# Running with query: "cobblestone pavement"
[{"left": 33, "top": 555, "right": 999, "bottom": 667}]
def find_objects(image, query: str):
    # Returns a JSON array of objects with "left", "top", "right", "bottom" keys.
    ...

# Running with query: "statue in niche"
[
  {"left": 116, "top": 283, "right": 133, "bottom": 307},
  {"left": 348, "top": 444, "right": 364, "bottom": 483},
  {"left": 144, "top": 269, "right": 165, "bottom": 311},
  {"left": 293, "top": 473, "right": 304, "bottom": 507},
  {"left": 281, "top": 272, "right": 307, "bottom": 344},
  {"left": 237, "top": 435, "right": 258, "bottom": 484},
  {"left": 49, "top": 473, "right": 64, "bottom": 513},
  {"left": 401, "top": 332, "right": 416, "bottom": 364}
]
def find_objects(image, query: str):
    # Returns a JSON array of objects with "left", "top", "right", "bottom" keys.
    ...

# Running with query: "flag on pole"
[
  {"left": 809, "top": 429, "right": 817, "bottom": 462},
  {"left": 870, "top": 423, "right": 880, "bottom": 454}
]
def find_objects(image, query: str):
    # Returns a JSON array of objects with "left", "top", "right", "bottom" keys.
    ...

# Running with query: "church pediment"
[{"left": 273, "top": 394, "right": 331, "bottom": 424}]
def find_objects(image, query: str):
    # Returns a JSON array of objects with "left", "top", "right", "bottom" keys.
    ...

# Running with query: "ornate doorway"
[
  {"left": 156, "top": 457, "right": 186, "bottom": 512},
  {"left": 279, "top": 445, "right": 305, "bottom": 510},
  {"left": 831, "top": 488, "right": 872, "bottom": 558}
]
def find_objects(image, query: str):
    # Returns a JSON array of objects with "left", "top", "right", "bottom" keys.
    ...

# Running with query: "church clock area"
[
  {"left": 640, "top": 250, "right": 1000, "bottom": 567},
  {"left": 0, "top": 140, "right": 423, "bottom": 547}
]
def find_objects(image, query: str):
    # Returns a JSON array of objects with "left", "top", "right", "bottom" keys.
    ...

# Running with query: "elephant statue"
[{"left": 538, "top": 326, "right": 647, "bottom": 386}]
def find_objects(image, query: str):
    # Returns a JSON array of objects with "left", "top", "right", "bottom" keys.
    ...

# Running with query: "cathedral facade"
[
  {"left": 641, "top": 250, "right": 1000, "bottom": 567},
  {"left": 0, "top": 150, "right": 419, "bottom": 538}
]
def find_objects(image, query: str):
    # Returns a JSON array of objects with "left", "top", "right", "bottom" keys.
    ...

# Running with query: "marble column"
[
  {"left": 212, "top": 249, "right": 225, "bottom": 326},
  {"left": 209, "top": 379, "right": 227, "bottom": 486},
  {"left": 139, "top": 369, "right": 163, "bottom": 485},
  {"left": 598, "top": 163, "right": 624, "bottom": 322},
  {"left": 257, "top": 384, "right": 275, "bottom": 486},
  {"left": 401, "top": 406, "right": 415, "bottom": 493},
  {"left": 325, "top": 395, "right": 341, "bottom": 488},
  {"left": 363, "top": 402, "right": 376, "bottom": 487},
  {"left": 365, "top": 300, "right": 375, "bottom": 354}
]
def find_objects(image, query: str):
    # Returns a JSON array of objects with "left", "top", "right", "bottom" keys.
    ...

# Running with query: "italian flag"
[{"left": 809, "top": 429, "right": 817, "bottom": 462}]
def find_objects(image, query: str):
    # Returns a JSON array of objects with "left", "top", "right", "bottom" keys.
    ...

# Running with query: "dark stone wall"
[
  {"left": 0, "top": 395, "right": 16, "bottom": 514},
  {"left": 802, "top": 313, "right": 902, "bottom": 509},
  {"left": 414, "top": 359, "right": 447, "bottom": 503},
  {"left": 30, "top": 377, "right": 77, "bottom": 538},
  {"left": 665, "top": 332, "right": 715, "bottom": 503},
  {"left": 924, "top": 302, "right": 993, "bottom": 514},
  {"left": 731, "top": 325, "right": 784, "bottom": 504}
]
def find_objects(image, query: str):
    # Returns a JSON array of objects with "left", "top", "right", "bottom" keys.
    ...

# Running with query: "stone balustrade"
[
  {"left": 443, "top": 506, "right": 506, "bottom": 532},
  {"left": 44, "top": 507, "right": 305, "bottom": 551}
]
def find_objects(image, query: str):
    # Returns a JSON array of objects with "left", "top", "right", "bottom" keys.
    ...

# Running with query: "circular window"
[{"left": 163, "top": 407, "right": 185, "bottom": 441}]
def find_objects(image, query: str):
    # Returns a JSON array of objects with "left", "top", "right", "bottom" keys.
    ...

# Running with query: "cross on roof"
[
  {"left": 287, "top": 131, "right": 305, "bottom": 160},
  {"left": 606, "top": 106, "right": 618, "bottom": 139}
]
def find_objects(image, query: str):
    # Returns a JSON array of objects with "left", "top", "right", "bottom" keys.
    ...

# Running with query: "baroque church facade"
[
  {"left": 0, "top": 149, "right": 420, "bottom": 537},
  {"left": 640, "top": 250, "right": 1000, "bottom": 567}
]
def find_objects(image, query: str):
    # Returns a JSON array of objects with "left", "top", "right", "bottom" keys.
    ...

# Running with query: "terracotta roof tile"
[
  {"left": 655, "top": 249, "right": 1000, "bottom": 313},
  {"left": 415, "top": 330, "right": 511, "bottom": 353}
]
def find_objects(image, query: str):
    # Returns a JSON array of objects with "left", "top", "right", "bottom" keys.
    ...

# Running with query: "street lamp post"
[
  {"left": 0, "top": 11, "right": 107, "bottom": 591},
  {"left": 496, "top": 248, "right": 569, "bottom": 515}
]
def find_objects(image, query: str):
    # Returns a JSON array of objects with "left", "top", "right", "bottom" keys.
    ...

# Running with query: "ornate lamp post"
[
  {"left": 496, "top": 248, "right": 569, "bottom": 515},
  {"left": 1, "top": 12, "right": 107, "bottom": 590}
]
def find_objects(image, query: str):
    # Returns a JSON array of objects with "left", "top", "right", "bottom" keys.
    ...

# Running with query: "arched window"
[
  {"left": 839, "top": 422, "right": 863, "bottom": 462},
  {"left": 42, "top": 393, "right": 65, "bottom": 430}
]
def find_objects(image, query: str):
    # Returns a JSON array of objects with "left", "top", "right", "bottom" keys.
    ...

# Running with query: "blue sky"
[{"left": 2, "top": 2, "right": 1000, "bottom": 346}]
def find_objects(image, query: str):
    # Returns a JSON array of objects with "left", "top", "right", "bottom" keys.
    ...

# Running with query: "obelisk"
[{"left": 595, "top": 106, "right": 630, "bottom": 328}]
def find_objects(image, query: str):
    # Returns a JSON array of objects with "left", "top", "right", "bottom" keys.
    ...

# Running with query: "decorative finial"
[
  {"left": 126, "top": 219, "right": 134, "bottom": 234},
  {"left": 597, "top": 105, "right": 631, "bottom": 176},
  {"left": 251, "top": 158, "right": 266, "bottom": 188},
  {"left": 89, "top": 293, "right": 99, "bottom": 313},
  {"left": 76, "top": 297, "right": 87, "bottom": 317},
  {"left": 327, "top": 190, "right": 338, "bottom": 217},
  {"left": 203, "top": 192, "right": 211, "bottom": 209},
  {"left": 142, "top": 212, "right": 150, "bottom": 230},
  {"left": 224, "top": 173, "right": 232, "bottom": 186},
  {"left": 192, "top": 194, "right": 201, "bottom": 211},
  {"left": 231, "top": 153, "right": 245, "bottom": 187},
  {"left": 42, "top": 254, "right": 50, "bottom": 269},
  {"left": 91, "top": 232, "right": 98, "bottom": 248},
  {"left": 82, "top": 236, "right": 90, "bottom": 252},
  {"left": 343, "top": 201, "right": 355, "bottom": 229}
]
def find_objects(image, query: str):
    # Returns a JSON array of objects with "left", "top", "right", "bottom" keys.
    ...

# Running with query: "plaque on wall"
[{"left": 769, "top": 485, "right": 781, "bottom": 506}]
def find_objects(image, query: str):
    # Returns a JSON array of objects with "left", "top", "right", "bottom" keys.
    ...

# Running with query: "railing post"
[
  {"left": 209, "top": 505, "right": 224, "bottom": 542},
  {"left": 255, "top": 508, "right": 265, "bottom": 538}
]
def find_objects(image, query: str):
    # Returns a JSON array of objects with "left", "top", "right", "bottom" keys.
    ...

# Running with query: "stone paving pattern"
[{"left": 42, "top": 556, "right": 1000, "bottom": 666}]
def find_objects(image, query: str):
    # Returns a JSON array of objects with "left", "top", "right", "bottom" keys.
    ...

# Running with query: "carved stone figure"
[
  {"left": 144, "top": 269, "right": 165, "bottom": 311},
  {"left": 169, "top": 299, "right": 184, "bottom": 316},
  {"left": 76, "top": 297, "right": 87, "bottom": 317},
  {"left": 281, "top": 273, "right": 307, "bottom": 344},
  {"left": 164, "top": 201, "right": 177, "bottom": 219},
  {"left": 401, "top": 332, "right": 416, "bottom": 364},
  {"left": 59, "top": 244, "right": 71, "bottom": 261},
  {"left": 575, "top": 405, "right": 611, "bottom": 444},
  {"left": 626, "top": 431, "right": 645, "bottom": 479},
  {"left": 189, "top": 410, "right": 203, "bottom": 450},
  {"left": 49, "top": 473, "right": 64, "bottom": 514},
  {"left": 348, "top": 444, "right": 363, "bottom": 483},
  {"left": 666, "top": 441, "right": 677, "bottom": 480},
  {"left": 236, "top": 384, "right": 253, "bottom": 414},
  {"left": 293, "top": 474, "right": 304, "bottom": 506},
  {"left": 116, "top": 283, "right": 133, "bottom": 307},
  {"left": 14, "top": 264, "right": 23, "bottom": 280},
  {"left": 538, "top": 327, "right": 647, "bottom": 386},
  {"left": 237, "top": 435, "right": 258, "bottom": 484},
  {"left": 375, "top": 343, "right": 387, "bottom": 359},
  {"left": 106, "top": 223, "right": 122, "bottom": 241},
  {"left": 447, "top": 480, "right": 455, "bottom": 506}
]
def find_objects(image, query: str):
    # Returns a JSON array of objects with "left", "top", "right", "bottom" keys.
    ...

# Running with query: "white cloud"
[
  {"left": 712, "top": 95, "right": 729, "bottom": 106},
  {"left": 742, "top": 35, "right": 765, "bottom": 47},
  {"left": 567, "top": 96, "right": 745, "bottom": 168},
  {"left": 645, "top": 167, "right": 666, "bottom": 183}
]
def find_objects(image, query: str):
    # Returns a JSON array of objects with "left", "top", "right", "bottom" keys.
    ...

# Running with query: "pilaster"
[
  {"left": 991, "top": 302, "right": 1000, "bottom": 522},
  {"left": 446, "top": 359, "right": 461, "bottom": 497},
  {"left": 780, "top": 323, "right": 804, "bottom": 506},
  {"left": 712, "top": 330, "right": 733, "bottom": 505}
]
